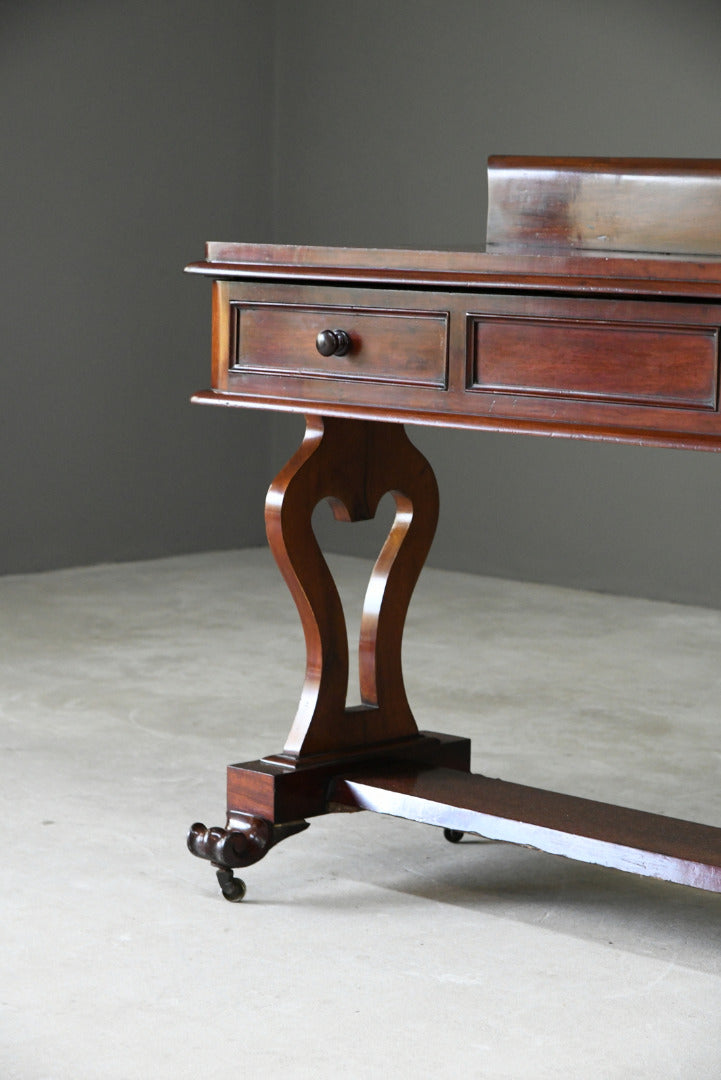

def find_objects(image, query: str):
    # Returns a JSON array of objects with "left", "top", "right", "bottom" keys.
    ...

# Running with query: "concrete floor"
[{"left": 2, "top": 548, "right": 721, "bottom": 1079}]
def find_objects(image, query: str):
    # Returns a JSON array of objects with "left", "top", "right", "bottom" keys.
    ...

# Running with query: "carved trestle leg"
[
  {"left": 266, "top": 413, "right": 439, "bottom": 758},
  {"left": 187, "top": 414, "right": 470, "bottom": 899}
]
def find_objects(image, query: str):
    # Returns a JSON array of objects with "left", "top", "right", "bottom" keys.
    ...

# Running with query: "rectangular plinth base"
[
  {"left": 330, "top": 765, "right": 721, "bottom": 892},
  {"left": 226, "top": 732, "right": 471, "bottom": 823}
]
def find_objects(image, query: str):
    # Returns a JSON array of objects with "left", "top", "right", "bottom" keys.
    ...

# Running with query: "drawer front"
[
  {"left": 468, "top": 305, "right": 719, "bottom": 411},
  {"left": 203, "top": 284, "right": 721, "bottom": 449},
  {"left": 230, "top": 300, "right": 448, "bottom": 389}
]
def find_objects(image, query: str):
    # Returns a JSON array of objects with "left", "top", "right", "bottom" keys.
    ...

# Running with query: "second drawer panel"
[{"left": 468, "top": 309, "right": 719, "bottom": 411}]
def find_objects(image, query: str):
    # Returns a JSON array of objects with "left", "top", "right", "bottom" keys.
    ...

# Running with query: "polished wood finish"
[
  {"left": 265, "top": 414, "right": 439, "bottom": 759},
  {"left": 486, "top": 156, "right": 721, "bottom": 256},
  {"left": 186, "top": 157, "right": 721, "bottom": 902},
  {"left": 198, "top": 281, "right": 721, "bottom": 452},
  {"left": 187, "top": 239, "right": 721, "bottom": 297},
  {"left": 468, "top": 303, "right": 718, "bottom": 410},
  {"left": 190, "top": 411, "right": 471, "bottom": 882},
  {"left": 229, "top": 294, "right": 448, "bottom": 387},
  {"left": 187, "top": 817, "right": 309, "bottom": 869},
  {"left": 330, "top": 766, "right": 721, "bottom": 891},
  {"left": 225, "top": 733, "right": 471, "bottom": 824},
  {"left": 187, "top": 818, "right": 311, "bottom": 903}
]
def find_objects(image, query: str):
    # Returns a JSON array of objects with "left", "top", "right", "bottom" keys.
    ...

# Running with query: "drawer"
[
  {"left": 468, "top": 303, "right": 719, "bottom": 411},
  {"left": 229, "top": 300, "right": 449, "bottom": 389}
]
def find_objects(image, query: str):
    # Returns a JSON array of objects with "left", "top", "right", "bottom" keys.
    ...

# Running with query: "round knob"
[{"left": 316, "top": 328, "right": 351, "bottom": 357}]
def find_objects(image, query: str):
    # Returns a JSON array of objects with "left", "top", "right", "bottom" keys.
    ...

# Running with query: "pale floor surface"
[{"left": 2, "top": 548, "right": 721, "bottom": 1079}]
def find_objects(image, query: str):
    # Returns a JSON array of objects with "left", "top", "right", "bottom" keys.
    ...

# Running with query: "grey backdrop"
[
  {"left": 1, "top": 2, "right": 274, "bottom": 572},
  {"left": 5, "top": 1, "right": 721, "bottom": 606}
]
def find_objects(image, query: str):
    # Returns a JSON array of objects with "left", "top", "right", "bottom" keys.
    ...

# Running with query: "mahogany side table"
[{"left": 186, "top": 157, "right": 721, "bottom": 902}]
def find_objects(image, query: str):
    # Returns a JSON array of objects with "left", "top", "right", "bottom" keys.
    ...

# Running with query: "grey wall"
[
  {"left": 271, "top": 0, "right": 721, "bottom": 608},
  {"left": 1, "top": 2, "right": 274, "bottom": 573}
]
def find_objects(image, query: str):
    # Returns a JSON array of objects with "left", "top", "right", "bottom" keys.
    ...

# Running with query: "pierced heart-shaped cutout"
[{"left": 265, "top": 415, "right": 439, "bottom": 759}]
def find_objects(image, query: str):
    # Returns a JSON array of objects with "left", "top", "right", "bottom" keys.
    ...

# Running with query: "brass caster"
[
  {"left": 216, "top": 867, "right": 247, "bottom": 902},
  {"left": 443, "top": 828, "right": 464, "bottom": 843}
]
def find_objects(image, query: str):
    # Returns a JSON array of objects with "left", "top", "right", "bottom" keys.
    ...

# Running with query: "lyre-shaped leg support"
[{"left": 266, "top": 414, "right": 439, "bottom": 759}]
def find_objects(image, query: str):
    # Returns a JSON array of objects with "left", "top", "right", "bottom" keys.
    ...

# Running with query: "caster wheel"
[
  {"left": 216, "top": 867, "right": 247, "bottom": 902},
  {"left": 443, "top": 828, "right": 464, "bottom": 844}
]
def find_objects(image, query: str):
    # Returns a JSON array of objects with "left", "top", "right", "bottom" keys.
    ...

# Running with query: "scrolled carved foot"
[
  {"left": 187, "top": 818, "right": 274, "bottom": 868},
  {"left": 187, "top": 816, "right": 310, "bottom": 901}
]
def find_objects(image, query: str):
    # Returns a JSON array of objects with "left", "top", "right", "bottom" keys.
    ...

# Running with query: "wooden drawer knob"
[{"left": 316, "top": 328, "right": 352, "bottom": 357}]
